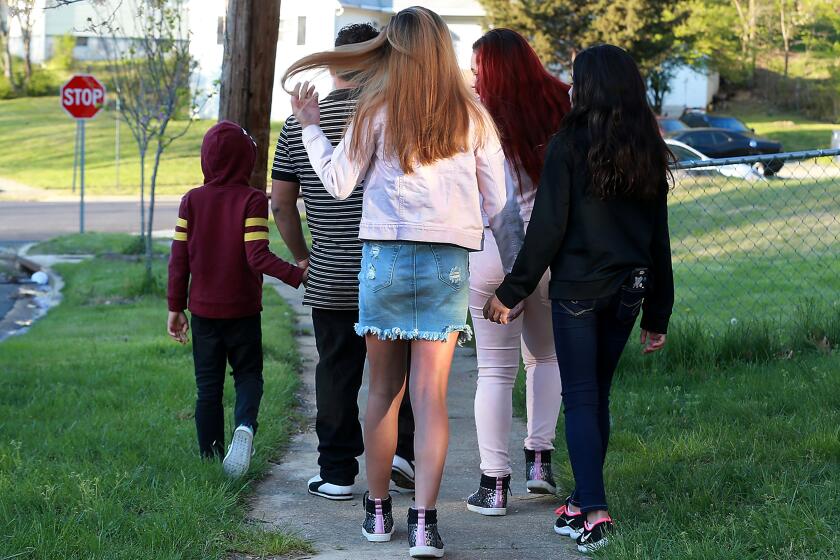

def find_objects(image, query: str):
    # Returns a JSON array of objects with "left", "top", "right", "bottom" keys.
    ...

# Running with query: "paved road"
[{"left": 0, "top": 200, "right": 180, "bottom": 242}]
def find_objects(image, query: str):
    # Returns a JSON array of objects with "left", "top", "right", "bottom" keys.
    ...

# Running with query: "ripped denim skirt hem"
[{"left": 356, "top": 241, "right": 471, "bottom": 345}]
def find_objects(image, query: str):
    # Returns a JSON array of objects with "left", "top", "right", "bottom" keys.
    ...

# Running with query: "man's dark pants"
[
  {"left": 312, "top": 307, "right": 415, "bottom": 486},
  {"left": 191, "top": 313, "right": 264, "bottom": 459}
]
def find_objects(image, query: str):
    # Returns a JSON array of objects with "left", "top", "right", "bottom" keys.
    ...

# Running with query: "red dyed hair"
[{"left": 473, "top": 29, "right": 571, "bottom": 187}]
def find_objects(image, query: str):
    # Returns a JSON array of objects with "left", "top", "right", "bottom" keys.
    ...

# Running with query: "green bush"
[
  {"left": 0, "top": 74, "right": 14, "bottom": 99},
  {"left": 25, "top": 67, "right": 63, "bottom": 97},
  {"left": 49, "top": 34, "right": 76, "bottom": 71}
]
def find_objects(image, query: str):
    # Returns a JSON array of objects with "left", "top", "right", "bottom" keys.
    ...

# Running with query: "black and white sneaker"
[
  {"left": 391, "top": 454, "right": 415, "bottom": 491},
  {"left": 361, "top": 492, "right": 395, "bottom": 542},
  {"left": 525, "top": 448, "right": 557, "bottom": 494},
  {"left": 554, "top": 502, "right": 586, "bottom": 539},
  {"left": 576, "top": 517, "right": 614, "bottom": 553},
  {"left": 222, "top": 425, "right": 254, "bottom": 478},
  {"left": 408, "top": 507, "right": 444, "bottom": 558},
  {"left": 307, "top": 475, "right": 354, "bottom": 501},
  {"left": 466, "top": 473, "right": 510, "bottom": 516}
]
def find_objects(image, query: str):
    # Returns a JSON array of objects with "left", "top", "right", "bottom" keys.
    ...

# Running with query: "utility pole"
[{"left": 219, "top": 0, "right": 281, "bottom": 192}]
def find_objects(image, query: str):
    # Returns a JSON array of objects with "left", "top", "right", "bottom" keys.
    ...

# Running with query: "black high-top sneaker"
[
  {"left": 525, "top": 448, "right": 557, "bottom": 494},
  {"left": 408, "top": 507, "right": 444, "bottom": 558},
  {"left": 466, "top": 473, "right": 511, "bottom": 516},
  {"left": 361, "top": 492, "right": 394, "bottom": 542}
]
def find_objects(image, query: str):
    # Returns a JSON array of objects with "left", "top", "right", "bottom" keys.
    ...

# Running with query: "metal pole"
[
  {"left": 80, "top": 120, "right": 85, "bottom": 234},
  {"left": 115, "top": 93, "right": 120, "bottom": 190},
  {"left": 72, "top": 120, "right": 79, "bottom": 194}
]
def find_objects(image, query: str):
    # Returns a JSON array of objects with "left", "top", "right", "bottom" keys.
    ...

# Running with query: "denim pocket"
[
  {"left": 430, "top": 245, "right": 468, "bottom": 291},
  {"left": 556, "top": 299, "right": 595, "bottom": 317},
  {"left": 362, "top": 243, "right": 401, "bottom": 293},
  {"left": 616, "top": 286, "right": 644, "bottom": 323}
]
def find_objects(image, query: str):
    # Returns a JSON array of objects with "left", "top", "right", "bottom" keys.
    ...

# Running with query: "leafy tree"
[
  {"left": 91, "top": 0, "right": 205, "bottom": 286},
  {"left": 480, "top": 0, "right": 594, "bottom": 71}
]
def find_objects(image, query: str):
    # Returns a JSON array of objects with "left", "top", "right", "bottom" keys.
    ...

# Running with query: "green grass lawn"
[
  {"left": 0, "top": 97, "right": 286, "bottom": 196},
  {"left": 0, "top": 247, "right": 311, "bottom": 559},
  {"left": 725, "top": 98, "right": 839, "bottom": 151},
  {"left": 558, "top": 353, "right": 840, "bottom": 559}
]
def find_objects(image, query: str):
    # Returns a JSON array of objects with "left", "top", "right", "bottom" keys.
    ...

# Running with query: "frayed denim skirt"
[{"left": 356, "top": 241, "right": 472, "bottom": 343}]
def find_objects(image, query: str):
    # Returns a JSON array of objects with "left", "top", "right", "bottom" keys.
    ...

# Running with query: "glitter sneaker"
[
  {"left": 466, "top": 473, "right": 510, "bottom": 516},
  {"left": 361, "top": 492, "right": 394, "bottom": 542},
  {"left": 525, "top": 448, "right": 557, "bottom": 494},
  {"left": 408, "top": 507, "right": 444, "bottom": 558}
]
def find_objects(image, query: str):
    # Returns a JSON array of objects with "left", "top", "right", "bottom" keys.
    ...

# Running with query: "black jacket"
[{"left": 495, "top": 128, "right": 674, "bottom": 334}]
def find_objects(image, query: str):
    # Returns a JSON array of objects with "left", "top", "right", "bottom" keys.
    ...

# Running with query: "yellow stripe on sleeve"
[
  {"left": 176, "top": 217, "right": 188, "bottom": 228},
  {"left": 245, "top": 217, "right": 269, "bottom": 228},
  {"left": 244, "top": 231, "right": 269, "bottom": 242},
  {"left": 173, "top": 231, "right": 188, "bottom": 241}
]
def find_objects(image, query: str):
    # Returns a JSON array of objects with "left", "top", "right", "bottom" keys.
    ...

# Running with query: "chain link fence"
[{"left": 669, "top": 148, "right": 840, "bottom": 329}]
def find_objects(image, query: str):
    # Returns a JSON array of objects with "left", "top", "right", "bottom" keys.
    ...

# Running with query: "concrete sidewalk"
[{"left": 251, "top": 281, "right": 580, "bottom": 559}]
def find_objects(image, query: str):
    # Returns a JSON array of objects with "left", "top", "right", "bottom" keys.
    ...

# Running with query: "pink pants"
[{"left": 468, "top": 228, "right": 562, "bottom": 477}]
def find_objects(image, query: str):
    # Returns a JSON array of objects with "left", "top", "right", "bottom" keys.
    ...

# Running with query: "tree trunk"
[
  {"left": 139, "top": 148, "right": 146, "bottom": 241},
  {"left": 219, "top": 0, "right": 281, "bottom": 192},
  {"left": 22, "top": 30, "right": 30, "bottom": 80},
  {"left": 145, "top": 142, "right": 165, "bottom": 282},
  {"left": 779, "top": 0, "right": 790, "bottom": 78},
  {"left": 0, "top": 0, "right": 12, "bottom": 80}
]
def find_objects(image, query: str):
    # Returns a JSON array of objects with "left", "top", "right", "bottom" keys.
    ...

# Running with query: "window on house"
[
  {"left": 217, "top": 16, "right": 225, "bottom": 45},
  {"left": 297, "top": 16, "right": 306, "bottom": 45},
  {"left": 75, "top": 36, "right": 89, "bottom": 47}
]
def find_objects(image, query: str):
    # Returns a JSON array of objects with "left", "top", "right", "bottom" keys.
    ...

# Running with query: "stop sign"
[{"left": 60, "top": 74, "right": 106, "bottom": 119}]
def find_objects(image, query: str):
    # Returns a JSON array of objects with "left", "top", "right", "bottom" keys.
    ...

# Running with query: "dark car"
[
  {"left": 668, "top": 128, "right": 784, "bottom": 175},
  {"left": 657, "top": 117, "right": 689, "bottom": 136},
  {"left": 680, "top": 109, "right": 755, "bottom": 135}
]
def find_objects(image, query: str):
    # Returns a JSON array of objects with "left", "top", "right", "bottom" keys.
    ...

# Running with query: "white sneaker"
[
  {"left": 307, "top": 475, "right": 354, "bottom": 501},
  {"left": 222, "top": 425, "right": 254, "bottom": 478},
  {"left": 391, "top": 454, "right": 415, "bottom": 491}
]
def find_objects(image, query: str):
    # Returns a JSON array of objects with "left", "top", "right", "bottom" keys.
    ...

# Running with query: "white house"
[
  {"left": 187, "top": 0, "right": 488, "bottom": 120},
  {"left": 4, "top": 0, "right": 150, "bottom": 63}
]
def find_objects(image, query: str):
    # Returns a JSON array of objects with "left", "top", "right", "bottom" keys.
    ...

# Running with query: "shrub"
[
  {"left": 49, "top": 34, "right": 76, "bottom": 71},
  {"left": 25, "top": 67, "right": 63, "bottom": 97}
]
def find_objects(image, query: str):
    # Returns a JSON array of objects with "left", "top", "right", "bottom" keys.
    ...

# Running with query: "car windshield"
[
  {"left": 660, "top": 119, "right": 688, "bottom": 132},
  {"left": 707, "top": 116, "right": 750, "bottom": 132},
  {"left": 668, "top": 145, "right": 703, "bottom": 161}
]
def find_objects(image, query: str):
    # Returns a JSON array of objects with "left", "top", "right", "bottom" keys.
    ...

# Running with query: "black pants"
[
  {"left": 191, "top": 313, "right": 264, "bottom": 459},
  {"left": 312, "top": 308, "right": 415, "bottom": 486},
  {"left": 551, "top": 288, "right": 642, "bottom": 512}
]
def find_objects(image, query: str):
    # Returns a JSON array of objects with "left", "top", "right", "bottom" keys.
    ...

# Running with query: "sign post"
[{"left": 60, "top": 74, "right": 106, "bottom": 234}]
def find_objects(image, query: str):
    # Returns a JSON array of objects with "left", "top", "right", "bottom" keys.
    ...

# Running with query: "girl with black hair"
[{"left": 484, "top": 44, "right": 675, "bottom": 553}]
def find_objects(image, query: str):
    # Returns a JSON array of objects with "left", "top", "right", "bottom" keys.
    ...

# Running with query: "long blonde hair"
[{"left": 282, "top": 6, "right": 493, "bottom": 174}]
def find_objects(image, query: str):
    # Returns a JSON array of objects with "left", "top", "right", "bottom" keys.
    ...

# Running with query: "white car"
[{"left": 665, "top": 138, "right": 764, "bottom": 180}]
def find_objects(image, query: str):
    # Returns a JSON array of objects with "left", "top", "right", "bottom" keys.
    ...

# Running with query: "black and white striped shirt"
[{"left": 271, "top": 89, "right": 362, "bottom": 310}]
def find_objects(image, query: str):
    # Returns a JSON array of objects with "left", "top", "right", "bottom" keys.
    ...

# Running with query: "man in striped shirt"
[{"left": 271, "top": 23, "right": 415, "bottom": 500}]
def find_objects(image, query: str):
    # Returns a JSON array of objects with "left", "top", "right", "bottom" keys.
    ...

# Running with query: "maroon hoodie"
[{"left": 167, "top": 121, "right": 304, "bottom": 318}]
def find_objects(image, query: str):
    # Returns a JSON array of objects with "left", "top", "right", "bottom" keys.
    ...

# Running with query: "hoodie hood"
[{"left": 201, "top": 120, "right": 257, "bottom": 188}]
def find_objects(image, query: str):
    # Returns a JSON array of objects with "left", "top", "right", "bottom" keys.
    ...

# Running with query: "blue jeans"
[{"left": 551, "top": 288, "right": 642, "bottom": 512}]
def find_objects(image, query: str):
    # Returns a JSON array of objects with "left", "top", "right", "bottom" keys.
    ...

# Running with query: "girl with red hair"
[{"left": 466, "top": 28, "right": 572, "bottom": 516}]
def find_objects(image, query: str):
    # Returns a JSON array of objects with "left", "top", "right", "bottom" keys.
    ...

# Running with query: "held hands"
[
  {"left": 483, "top": 294, "right": 524, "bottom": 325},
  {"left": 641, "top": 329, "right": 667, "bottom": 354},
  {"left": 297, "top": 258, "right": 310, "bottom": 288},
  {"left": 167, "top": 311, "right": 189, "bottom": 345},
  {"left": 290, "top": 81, "right": 320, "bottom": 128}
]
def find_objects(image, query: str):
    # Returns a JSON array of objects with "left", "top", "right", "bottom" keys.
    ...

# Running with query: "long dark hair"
[
  {"left": 472, "top": 29, "right": 571, "bottom": 188},
  {"left": 563, "top": 44, "right": 673, "bottom": 199}
]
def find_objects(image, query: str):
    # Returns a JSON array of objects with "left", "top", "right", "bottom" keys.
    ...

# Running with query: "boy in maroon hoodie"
[{"left": 167, "top": 121, "right": 306, "bottom": 477}]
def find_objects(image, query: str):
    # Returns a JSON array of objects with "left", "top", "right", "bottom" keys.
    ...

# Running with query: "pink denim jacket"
[{"left": 301, "top": 113, "right": 524, "bottom": 271}]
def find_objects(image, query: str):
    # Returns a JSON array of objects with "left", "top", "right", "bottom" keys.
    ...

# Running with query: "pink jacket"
[{"left": 301, "top": 112, "right": 524, "bottom": 271}]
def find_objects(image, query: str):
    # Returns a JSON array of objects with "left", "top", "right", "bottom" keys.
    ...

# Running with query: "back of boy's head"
[
  {"left": 335, "top": 22, "right": 379, "bottom": 47},
  {"left": 201, "top": 120, "right": 257, "bottom": 188}
]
